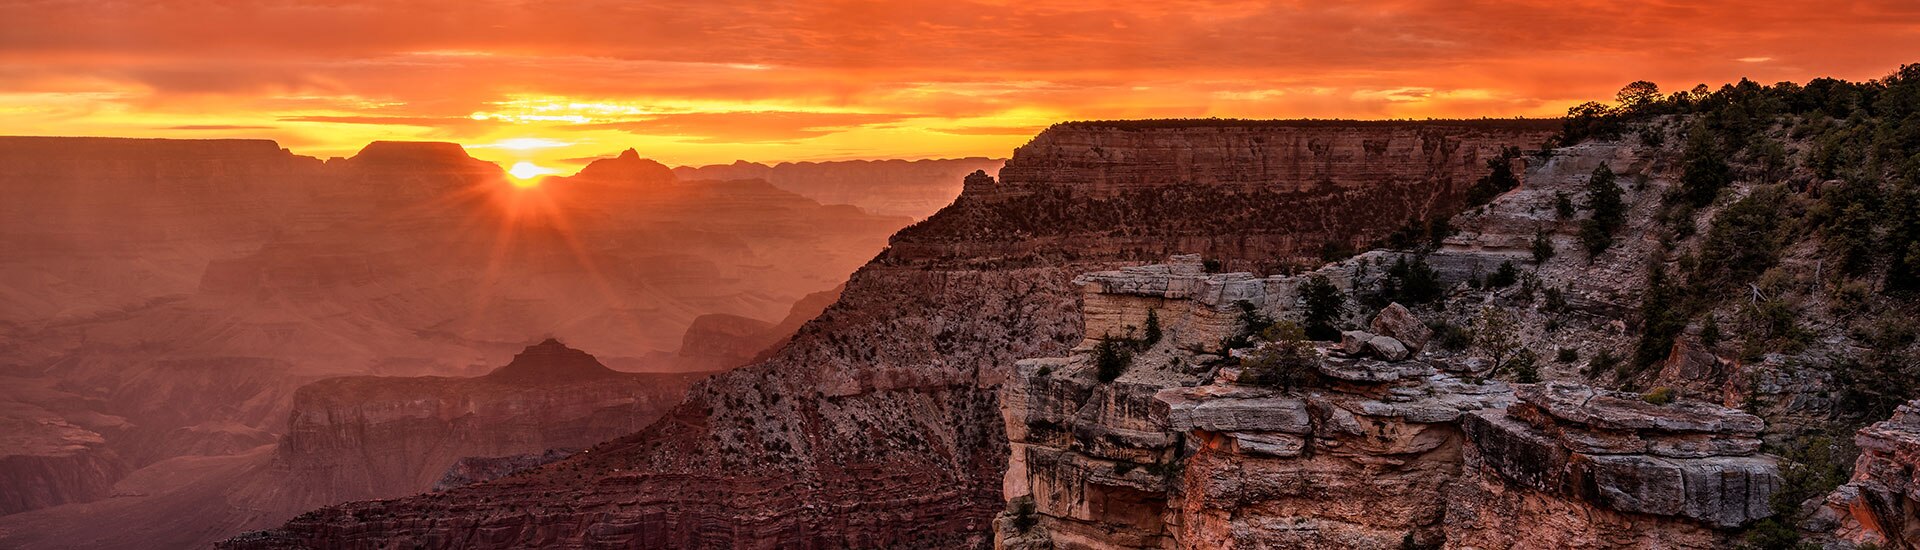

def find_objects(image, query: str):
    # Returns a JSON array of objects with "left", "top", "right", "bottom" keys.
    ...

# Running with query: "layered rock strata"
[
  {"left": 1445, "top": 383, "right": 1780, "bottom": 549},
  {"left": 998, "top": 259, "right": 1782, "bottom": 549},
  {"left": 674, "top": 157, "right": 1006, "bottom": 218},
  {"left": 272, "top": 339, "right": 706, "bottom": 504},
  {"left": 1810, "top": 400, "right": 1920, "bottom": 548},
  {"left": 227, "top": 120, "right": 1557, "bottom": 548}
]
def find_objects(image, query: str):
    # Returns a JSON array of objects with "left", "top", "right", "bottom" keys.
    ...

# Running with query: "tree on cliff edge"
[{"left": 1298, "top": 275, "right": 1347, "bottom": 341}]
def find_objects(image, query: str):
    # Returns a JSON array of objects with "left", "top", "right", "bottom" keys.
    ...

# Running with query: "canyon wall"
[
  {"left": 271, "top": 339, "right": 706, "bottom": 505},
  {"left": 227, "top": 120, "right": 1558, "bottom": 548},
  {"left": 674, "top": 157, "right": 1006, "bottom": 219},
  {"left": 997, "top": 258, "right": 1781, "bottom": 549},
  {"left": 0, "top": 138, "right": 892, "bottom": 540}
]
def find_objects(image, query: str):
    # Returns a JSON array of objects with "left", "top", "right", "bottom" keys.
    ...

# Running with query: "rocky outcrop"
[
  {"left": 1809, "top": 400, "right": 1920, "bottom": 548},
  {"left": 431, "top": 449, "right": 575, "bottom": 492},
  {"left": 1445, "top": 383, "right": 1780, "bottom": 549},
  {"left": 998, "top": 259, "right": 1781, "bottom": 549},
  {"left": 226, "top": 120, "right": 1555, "bottom": 549},
  {"left": 0, "top": 411, "right": 128, "bottom": 516},
  {"left": 271, "top": 339, "right": 705, "bottom": 505},
  {"left": 674, "top": 157, "right": 1006, "bottom": 218}
]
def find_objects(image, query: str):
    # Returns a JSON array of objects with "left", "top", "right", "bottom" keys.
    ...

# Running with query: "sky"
[{"left": 3, "top": 1, "right": 1918, "bottom": 173}]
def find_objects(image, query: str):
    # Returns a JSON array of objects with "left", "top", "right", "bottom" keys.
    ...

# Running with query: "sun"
[{"left": 507, "top": 161, "right": 557, "bottom": 187}]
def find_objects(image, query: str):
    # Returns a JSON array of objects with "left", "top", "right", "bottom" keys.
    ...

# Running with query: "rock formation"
[
  {"left": 271, "top": 339, "right": 706, "bottom": 509},
  {"left": 998, "top": 258, "right": 1781, "bottom": 549},
  {"left": 0, "top": 138, "right": 903, "bottom": 523},
  {"left": 1446, "top": 383, "right": 1779, "bottom": 549},
  {"left": 224, "top": 120, "right": 1557, "bottom": 548},
  {"left": 674, "top": 157, "right": 1006, "bottom": 218},
  {"left": 0, "top": 409, "right": 128, "bottom": 516},
  {"left": 1810, "top": 400, "right": 1920, "bottom": 548}
]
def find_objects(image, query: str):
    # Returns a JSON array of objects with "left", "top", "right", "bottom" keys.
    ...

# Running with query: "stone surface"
[
  {"left": 1370, "top": 303, "right": 1432, "bottom": 352},
  {"left": 1366, "top": 335, "right": 1412, "bottom": 361},
  {"left": 1809, "top": 400, "right": 1920, "bottom": 548},
  {"left": 226, "top": 120, "right": 1555, "bottom": 549}
]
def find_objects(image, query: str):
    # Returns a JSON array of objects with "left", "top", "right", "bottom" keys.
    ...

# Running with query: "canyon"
[
  {"left": 224, "top": 120, "right": 1562, "bottom": 548},
  {"left": 0, "top": 137, "right": 933, "bottom": 546},
  {"left": 229, "top": 104, "right": 1920, "bottom": 549},
  {"left": 674, "top": 157, "right": 1006, "bottom": 219}
]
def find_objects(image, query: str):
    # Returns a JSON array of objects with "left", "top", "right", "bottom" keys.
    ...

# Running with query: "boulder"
[
  {"left": 1340, "top": 330, "right": 1375, "bottom": 355},
  {"left": 1365, "top": 336, "right": 1412, "bottom": 361},
  {"left": 1370, "top": 303, "right": 1433, "bottom": 352}
]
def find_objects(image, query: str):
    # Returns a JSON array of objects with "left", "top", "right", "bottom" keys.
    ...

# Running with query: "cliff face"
[
  {"left": 226, "top": 120, "right": 1557, "bottom": 549},
  {"left": 0, "top": 138, "right": 901, "bottom": 534},
  {"left": 996, "top": 258, "right": 1781, "bottom": 550},
  {"left": 674, "top": 157, "right": 1006, "bottom": 219},
  {"left": 0, "top": 411, "right": 127, "bottom": 516},
  {"left": 1811, "top": 401, "right": 1920, "bottom": 548},
  {"left": 896, "top": 121, "right": 1556, "bottom": 272},
  {"left": 270, "top": 339, "right": 704, "bottom": 506}
]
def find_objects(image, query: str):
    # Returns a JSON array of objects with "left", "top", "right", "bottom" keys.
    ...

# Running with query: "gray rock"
[
  {"left": 1340, "top": 330, "right": 1375, "bottom": 355},
  {"left": 1515, "top": 382, "right": 1764, "bottom": 435},
  {"left": 1370, "top": 302, "right": 1432, "bottom": 352},
  {"left": 1366, "top": 336, "right": 1411, "bottom": 361},
  {"left": 1157, "top": 390, "right": 1312, "bottom": 434},
  {"left": 1231, "top": 432, "right": 1307, "bottom": 457},
  {"left": 1578, "top": 454, "right": 1780, "bottom": 528}
]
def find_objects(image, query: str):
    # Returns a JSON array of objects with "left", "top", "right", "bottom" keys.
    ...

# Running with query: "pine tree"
[
  {"left": 1142, "top": 309, "right": 1163, "bottom": 347},
  {"left": 1298, "top": 275, "right": 1347, "bottom": 341},
  {"left": 1580, "top": 165, "right": 1626, "bottom": 256}
]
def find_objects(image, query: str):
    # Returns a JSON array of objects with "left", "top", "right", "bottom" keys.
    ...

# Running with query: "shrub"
[
  {"left": 1464, "top": 147, "right": 1524, "bottom": 206},
  {"left": 1509, "top": 349, "right": 1541, "bottom": 383},
  {"left": 1532, "top": 232, "right": 1555, "bottom": 263},
  {"left": 1095, "top": 336, "right": 1133, "bottom": 383},
  {"left": 1676, "top": 126, "right": 1732, "bottom": 207},
  {"left": 1557, "top": 348, "right": 1579, "bottom": 363},
  {"left": 1589, "top": 349, "right": 1621, "bottom": 377},
  {"left": 1432, "top": 320, "right": 1474, "bottom": 351},
  {"left": 1239, "top": 323, "right": 1319, "bottom": 389},
  {"left": 1642, "top": 386, "right": 1676, "bottom": 405},
  {"left": 1474, "top": 306, "right": 1522, "bottom": 373},
  {"left": 1373, "top": 255, "right": 1444, "bottom": 306},
  {"left": 1486, "top": 260, "right": 1520, "bottom": 288},
  {"left": 1298, "top": 274, "right": 1347, "bottom": 341},
  {"left": 1580, "top": 165, "right": 1626, "bottom": 256},
  {"left": 1142, "top": 309, "right": 1163, "bottom": 348}
]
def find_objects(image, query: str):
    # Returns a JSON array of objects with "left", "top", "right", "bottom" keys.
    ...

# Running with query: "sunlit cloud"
[
  {"left": 0, "top": 0, "right": 1913, "bottom": 169},
  {"left": 473, "top": 137, "right": 574, "bottom": 150}
]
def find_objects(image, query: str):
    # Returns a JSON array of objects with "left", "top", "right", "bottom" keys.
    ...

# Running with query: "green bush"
[
  {"left": 1579, "top": 165, "right": 1626, "bottom": 256},
  {"left": 1298, "top": 274, "right": 1348, "bottom": 341},
  {"left": 1238, "top": 323, "right": 1319, "bottom": 389},
  {"left": 1642, "top": 386, "right": 1676, "bottom": 405},
  {"left": 1142, "top": 309, "right": 1163, "bottom": 348}
]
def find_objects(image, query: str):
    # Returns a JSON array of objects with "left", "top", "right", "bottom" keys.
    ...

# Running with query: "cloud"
[
  {"left": 572, "top": 111, "right": 917, "bottom": 143},
  {"left": 159, "top": 124, "right": 277, "bottom": 130},
  {"left": 0, "top": 0, "right": 1914, "bottom": 163}
]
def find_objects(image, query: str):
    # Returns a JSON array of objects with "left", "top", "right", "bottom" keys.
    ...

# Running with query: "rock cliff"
[
  {"left": 997, "top": 258, "right": 1782, "bottom": 549},
  {"left": 1810, "top": 400, "right": 1920, "bottom": 548},
  {"left": 225, "top": 120, "right": 1557, "bottom": 548},
  {"left": 271, "top": 339, "right": 705, "bottom": 506},
  {"left": 674, "top": 157, "right": 1006, "bottom": 218}
]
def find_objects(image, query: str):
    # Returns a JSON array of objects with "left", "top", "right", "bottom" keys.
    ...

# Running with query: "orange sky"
[{"left": 3, "top": 1, "right": 1918, "bottom": 172}]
